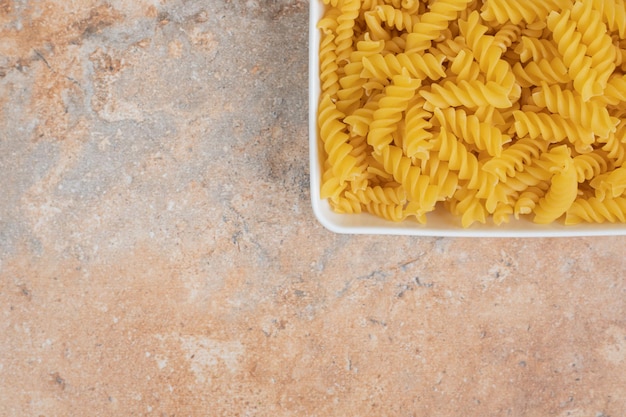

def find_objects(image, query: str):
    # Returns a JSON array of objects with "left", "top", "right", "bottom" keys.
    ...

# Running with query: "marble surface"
[{"left": 1, "top": 1, "right": 626, "bottom": 415}]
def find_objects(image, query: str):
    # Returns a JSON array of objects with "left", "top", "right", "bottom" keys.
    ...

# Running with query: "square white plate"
[{"left": 308, "top": 0, "right": 626, "bottom": 237}]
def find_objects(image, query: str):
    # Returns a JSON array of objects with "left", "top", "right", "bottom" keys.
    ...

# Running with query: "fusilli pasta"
[{"left": 317, "top": 0, "right": 626, "bottom": 227}]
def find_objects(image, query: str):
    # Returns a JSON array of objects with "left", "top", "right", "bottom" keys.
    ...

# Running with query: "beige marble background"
[{"left": 1, "top": 1, "right": 625, "bottom": 416}]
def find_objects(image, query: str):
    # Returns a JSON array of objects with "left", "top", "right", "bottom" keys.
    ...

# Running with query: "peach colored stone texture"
[{"left": 1, "top": 1, "right": 625, "bottom": 416}]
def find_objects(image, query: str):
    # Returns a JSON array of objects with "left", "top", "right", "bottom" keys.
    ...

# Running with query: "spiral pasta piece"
[
  {"left": 335, "top": 0, "right": 361, "bottom": 65},
  {"left": 345, "top": 185, "right": 407, "bottom": 205},
  {"left": 547, "top": 9, "right": 603, "bottom": 100},
  {"left": 318, "top": 10, "right": 341, "bottom": 96},
  {"left": 373, "top": 145, "right": 439, "bottom": 211},
  {"left": 449, "top": 49, "right": 481, "bottom": 81},
  {"left": 447, "top": 188, "right": 487, "bottom": 227},
  {"left": 520, "top": 21, "right": 547, "bottom": 38},
  {"left": 570, "top": 1, "right": 616, "bottom": 86},
  {"left": 482, "top": 137, "right": 549, "bottom": 181},
  {"left": 590, "top": 166, "right": 626, "bottom": 200},
  {"left": 565, "top": 196, "right": 626, "bottom": 224},
  {"left": 493, "top": 23, "right": 522, "bottom": 53},
  {"left": 492, "top": 202, "right": 514, "bottom": 225},
  {"left": 459, "top": 12, "right": 497, "bottom": 57},
  {"left": 347, "top": 134, "right": 369, "bottom": 165},
  {"left": 420, "top": 79, "right": 513, "bottom": 110},
  {"left": 533, "top": 153, "right": 579, "bottom": 224},
  {"left": 459, "top": 12, "right": 508, "bottom": 81},
  {"left": 420, "top": 153, "right": 459, "bottom": 200},
  {"left": 514, "top": 186, "right": 546, "bottom": 218},
  {"left": 590, "top": 0, "right": 626, "bottom": 39},
  {"left": 402, "top": 0, "right": 420, "bottom": 13},
  {"left": 512, "top": 111, "right": 595, "bottom": 151},
  {"left": 336, "top": 62, "right": 366, "bottom": 115},
  {"left": 515, "top": 37, "right": 561, "bottom": 62},
  {"left": 329, "top": 194, "right": 363, "bottom": 214},
  {"left": 433, "top": 107, "right": 510, "bottom": 156},
  {"left": 381, "top": 36, "right": 406, "bottom": 54},
  {"left": 363, "top": 10, "right": 392, "bottom": 40},
  {"left": 481, "top": 0, "right": 572, "bottom": 25},
  {"left": 598, "top": 131, "right": 626, "bottom": 167},
  {"left": 405, "top": 0, "right": 474, "bottom": 53},
  {"left": 360, "top": 52, "right": 447, "bottom": 82},
  {"left": 531, "top": 83, "right": 616, "bottom": 138},
  {"left": 367, "top": 72, "right": 421, "bottom": 152},
  {"left": 336, "top": 39, "right": 387, "bottom": 114},
  {"left": 344, "top": 93, "right": 382, "bottom": 136},
  {"left": 319, "top": 94, "right": 361, "bottom": 184},
  {"left": 572, "top": 152, "right": 612, "bottom": 182},
  {"left": 321, "top": 169, "right": 346, "bottom": 201},
  {"left": 365, "top": 5, "right": 420, "bottom": 35},
  {"left": 489, "top": 165, "right": 551, "bottom": 217},
  {"left": 432, "top": 37, "right": 466, "bottom": 59},
  {"left": 512, "top": 58, "right": 570, "bottom": 88},
  {"left": 480, "top": 0, "right": 539, "bottom": 25},
  {"left": 363, "top": 201, "right": 406, "bottom": 221},
  {"left": 614, "top": 42, "right": 626, "bottom": 71},
  {"left": 434, "top": 127, "right": 487, "bottom": 190},
  {"left": 404, "top": 98, "right": 434, "bottom": 159},
  {"left": 605, "top": 74, "right": 626, "bottom": 104},
  {"left": 352, "top": 34, "right": 386, "bottom": 62}
]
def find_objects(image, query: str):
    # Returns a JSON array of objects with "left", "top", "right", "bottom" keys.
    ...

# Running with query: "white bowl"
[{"left": 308, "top": 0, "right": 626, "bottom": 237}]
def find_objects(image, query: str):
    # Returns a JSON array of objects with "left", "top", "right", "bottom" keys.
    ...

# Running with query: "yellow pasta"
[{"left": 317, "top": 0, "right": 626, "bottom": 227}]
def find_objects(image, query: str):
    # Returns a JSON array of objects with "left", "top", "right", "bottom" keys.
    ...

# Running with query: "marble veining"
[{"left": 1, "top": 1, "right": 625, "bottom": 416}]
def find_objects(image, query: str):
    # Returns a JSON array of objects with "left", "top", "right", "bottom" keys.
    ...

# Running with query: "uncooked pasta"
[{"left": 316, "top": 0, "right": 626, "bottom": 227}]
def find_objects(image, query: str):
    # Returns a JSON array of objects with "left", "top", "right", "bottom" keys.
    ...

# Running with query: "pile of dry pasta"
[{"left": 316, "top": 0, "right": 626, "bottom": 227}]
